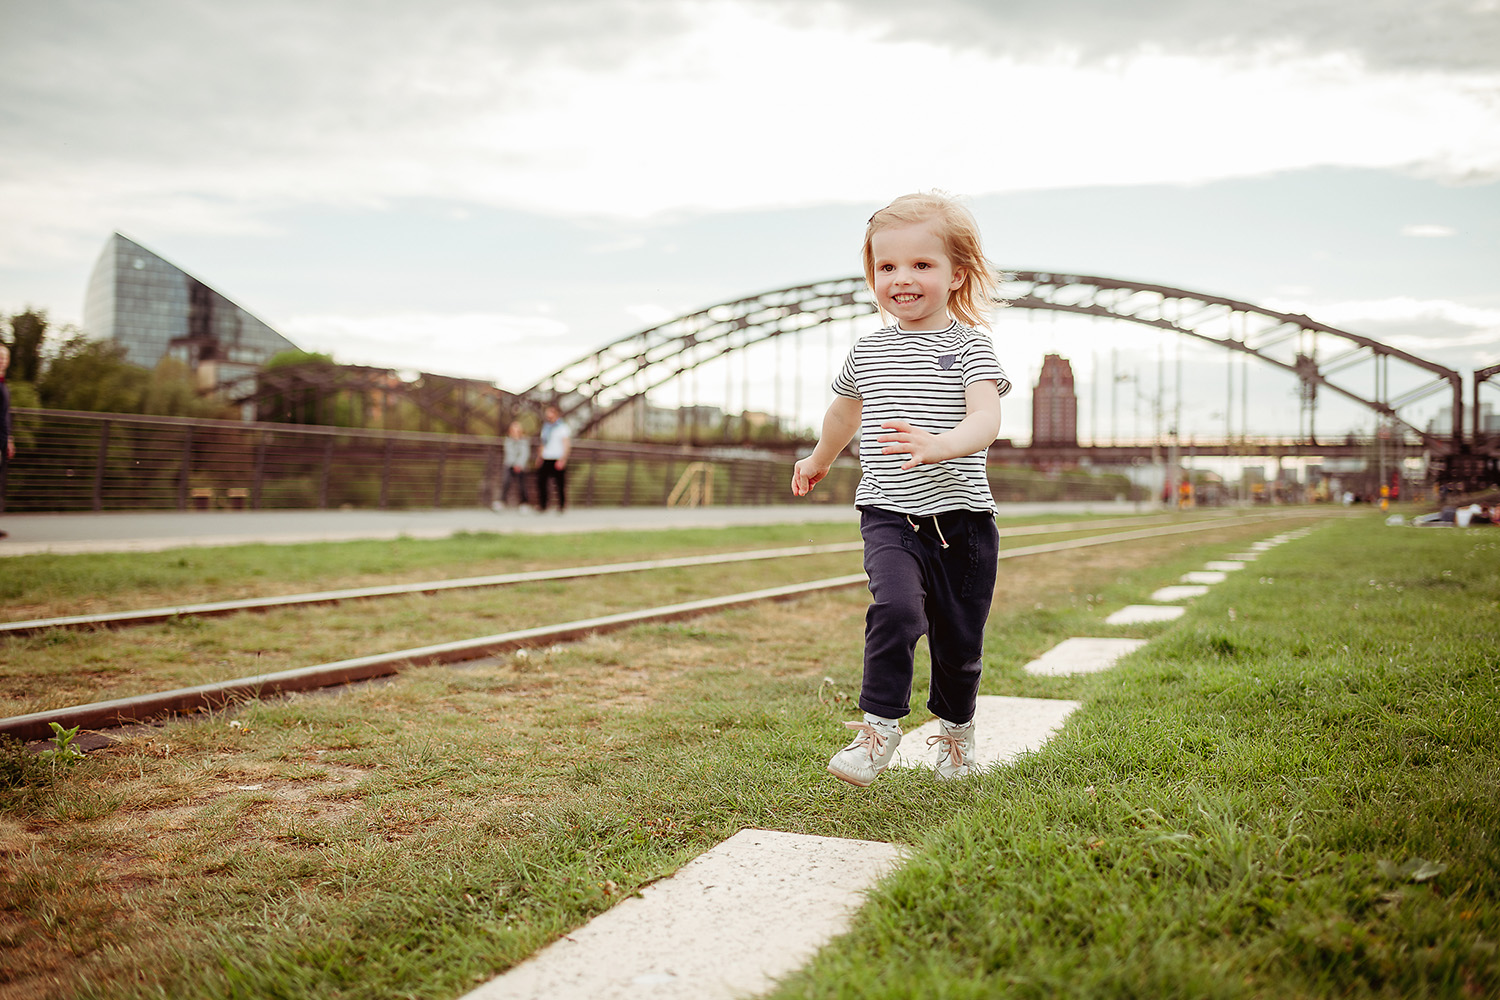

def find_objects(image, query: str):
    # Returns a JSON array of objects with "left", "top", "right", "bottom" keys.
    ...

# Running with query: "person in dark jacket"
[{"left": 0, "top": 343, "right": 13, "bottom": 537}]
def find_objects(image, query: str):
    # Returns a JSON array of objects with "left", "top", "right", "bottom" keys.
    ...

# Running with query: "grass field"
[{"left": 2, "top": 509, "right": 1495, "bottom": 999}]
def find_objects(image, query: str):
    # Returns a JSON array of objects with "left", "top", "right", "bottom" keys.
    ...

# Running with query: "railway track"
[
  {"left": 1, "top": 509, "right": 1321, "bottom": 742},
  {"left": 1, "top": 510, "right": 1226, "bottom": 638}
]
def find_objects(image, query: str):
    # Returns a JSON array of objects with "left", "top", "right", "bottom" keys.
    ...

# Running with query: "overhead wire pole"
[
  {"left": 1173, "top": 325, "right": 1183, "bottom": 507},
  {"left": 774, "top": 333, "right": 783, "bottom": 442},
  {"left": 795, "top": 326, "right": 803, "bottom": 442},
  {"left": 1377, "top": 352, "right": 1388, "bottom": 500},
  {"left": 1226, "top": 338, "right": 1234, "bottom": 502},
  {"left": 724, "top": 335, "right": 733, "bottom": 441},
  {"left": 1241, "top": 333, "right": 1249, "bottom": 503},
  {"left": 1475, "top": 361, "right": 1500, "bottom": 447},
  {"left": 742, "top": 335, "right": 751, "bottom": 442},
  {"left": 1090, "top": 348, "right": 1098, "bottom": 447},
  {"left": 1156, "top": 344, "right": 1165, "bottom": 506}
]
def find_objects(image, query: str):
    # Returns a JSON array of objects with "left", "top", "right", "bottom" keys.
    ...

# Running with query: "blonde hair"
[{"left": 861, "top": 191, "right": 999, "bottom": 329}]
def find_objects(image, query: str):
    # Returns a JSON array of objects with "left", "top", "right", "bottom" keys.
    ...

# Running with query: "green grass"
[
  {"left": 0, "top": 509, "right": 1251, "bottom": 713},
  {"left": 6, "top": 510, "right": 1491, "bottom": 999},
  {"left": 772, "top": 518, "right": 1500, "bottom": 999},
  {"left": 0, "top": 523, "right": 869, "bottom": 616},
  {"left": 0, "top": 550, "right": 872, "bottom": 712}
]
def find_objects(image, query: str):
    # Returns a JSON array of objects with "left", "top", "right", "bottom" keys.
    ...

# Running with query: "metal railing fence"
[
  {"left": 1, "top": 409, "right": 863, "bottom": 513},
  {"left": 1, "top": 409, "right": 1138, "bottom": 514}
]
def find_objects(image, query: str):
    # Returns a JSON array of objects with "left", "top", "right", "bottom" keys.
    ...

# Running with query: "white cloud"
[
  {"left": 622, "top": 304, "right": 678, "bottom": 328},
  {"left": 1400, "top": 224, "right": 1458, "bottom": 237},
  {"left": 4, "top": 0, "right": 1497, "bottom": 402},
  {"left": 3, "top": 0, "right": 1498, "bottom": 260},
  {"left": 840, "top": 0, "right": 1500, "bottom": 74},
  {"left": 585, "top": 235, "right": 648, "bottom": 255},
  {"left": 279, "top": 311, "right": 580, "bottom": 389},
  {"left": 424, "top": 26, "right": 1500, "bottom": 217}
]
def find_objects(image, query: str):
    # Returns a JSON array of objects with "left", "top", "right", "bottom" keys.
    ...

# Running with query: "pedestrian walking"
[
  {"left": 0, "top": 343, "right": 14, "bottom": 537},
  {"left": 536, "top": 405, "right": 572, "bottom": 512},
  {"left": 495, "top": 420, "right": 532, "bottom": 510}
]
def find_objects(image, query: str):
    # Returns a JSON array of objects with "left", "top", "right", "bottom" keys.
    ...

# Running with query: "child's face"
[{"left": 869, "top": 219, "right": 965, "bottom": 331}]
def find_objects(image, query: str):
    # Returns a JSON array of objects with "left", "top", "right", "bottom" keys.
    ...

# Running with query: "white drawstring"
[{"left": 905, "top": 514, "right": 950, "bottom": 549}]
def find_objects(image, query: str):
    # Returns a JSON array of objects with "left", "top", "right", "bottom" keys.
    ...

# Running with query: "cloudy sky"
[{"left": 3, "top": 0, "right": 1497, "bottom": 440}]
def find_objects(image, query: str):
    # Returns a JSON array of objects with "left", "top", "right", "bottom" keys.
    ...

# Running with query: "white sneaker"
[
  {"left": 929, "top": 720, "right": 977, "bottom": 780},
  {"left": 827, "top": 720, "right": 902, "bottom": 787}
]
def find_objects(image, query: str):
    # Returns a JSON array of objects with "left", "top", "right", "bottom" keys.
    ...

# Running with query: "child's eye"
[{"left": 915, "top": 262, "right": 930, "bottom": 269}]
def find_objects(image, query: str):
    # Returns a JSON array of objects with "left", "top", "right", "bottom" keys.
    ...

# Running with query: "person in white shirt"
[{"left": 536, "top": 405, "right": 572, "bottom": 512}]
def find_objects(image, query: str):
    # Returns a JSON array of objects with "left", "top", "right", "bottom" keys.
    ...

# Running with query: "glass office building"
[{"left": 83, "top": 233, "right": 300, "bottom": 388}]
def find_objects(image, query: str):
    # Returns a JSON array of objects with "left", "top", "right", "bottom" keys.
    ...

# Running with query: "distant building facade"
[
  {"left": 1031, "top": 353, "right": 1078, "bottom": 446},
  {"left": 83, "top": 232, "right": 300, "bottom": 388}
]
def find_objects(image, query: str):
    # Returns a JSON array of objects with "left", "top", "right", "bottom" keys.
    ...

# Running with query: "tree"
[
  {"left": 35, "top": 335, "right": 141, "bottom": 413},
  {"left": 35, "top": 332, "right": 233, "bottom": 419},
  {"left": 264, "top": 349, "right": 335, "bottom": 370},
  {"left": 4, "top": 310, "right": 47, "bottom": 383}
]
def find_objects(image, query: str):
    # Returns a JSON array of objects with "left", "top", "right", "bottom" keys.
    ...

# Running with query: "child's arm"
[
  {"left": 876, "top": 380, "right": 1001, "bottom": 470},
  {"left": 791, "top": 395, "right": 862, "bottom": 496}
]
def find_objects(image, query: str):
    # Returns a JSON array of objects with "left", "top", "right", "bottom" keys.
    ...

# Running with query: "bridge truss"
[
  {"left": 521, "top": 277, "right": 877, "bottom": 438},
  {"left": 520, "top": 272, "right": 1466, "bottom": 453}
]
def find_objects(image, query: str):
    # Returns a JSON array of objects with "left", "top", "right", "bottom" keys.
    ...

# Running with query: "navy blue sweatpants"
[{"left": 857, "top": 505, "right": 999, "bottom": 726}]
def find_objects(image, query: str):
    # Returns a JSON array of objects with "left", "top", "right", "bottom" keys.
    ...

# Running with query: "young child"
[{"left": 791, "top": 192, "right": 1010, "bottom": 786}]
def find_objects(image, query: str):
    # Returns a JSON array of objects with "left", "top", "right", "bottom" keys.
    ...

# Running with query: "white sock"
[
  {"left": 864, "top": 712, "right": 901, "bottom": 731},
  {"left": 940, "top": 718, "right": 973, "bottom": 732}
]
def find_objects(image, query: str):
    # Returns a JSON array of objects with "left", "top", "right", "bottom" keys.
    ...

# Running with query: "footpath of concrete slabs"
[{"left": 461, "top": 528, "right": 1313, "bottom": 1000}]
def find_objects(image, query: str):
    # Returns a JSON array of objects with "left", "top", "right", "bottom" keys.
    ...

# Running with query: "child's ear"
[{"left": 950, "top": 267, "right": 967, "bottom": 291}]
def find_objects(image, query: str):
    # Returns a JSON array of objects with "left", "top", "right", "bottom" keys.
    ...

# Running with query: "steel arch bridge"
[{"left": 519, "top": 272, "right": 1465, "bottom": 452}]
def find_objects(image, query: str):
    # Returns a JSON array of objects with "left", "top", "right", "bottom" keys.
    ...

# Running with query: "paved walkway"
[{"left": 0, "top": 501, "right": 1130, "bottom": 556}]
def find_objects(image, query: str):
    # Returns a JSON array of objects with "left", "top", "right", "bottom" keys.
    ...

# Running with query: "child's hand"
[
  {"left": 877, "top": 420, "right": 940, "bottom": 470},
  {"left": 791, "top": 457, "right": 827, "bottom": 496}
]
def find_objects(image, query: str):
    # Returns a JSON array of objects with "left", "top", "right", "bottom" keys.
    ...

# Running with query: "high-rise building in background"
[
  {"left": 1031, "top": 353, "right": 1078, "bottom": 445},
  {"left": 83, "top": 233, "right": 300, "bottom": 389}
]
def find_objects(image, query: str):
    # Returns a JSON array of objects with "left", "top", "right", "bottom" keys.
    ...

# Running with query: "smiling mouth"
[{"left": 892, "top": 293, "right": 921, "bottom": 304}]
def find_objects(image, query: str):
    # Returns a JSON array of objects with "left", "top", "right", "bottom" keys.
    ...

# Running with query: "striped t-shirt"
[{"left": 832, "top": 320, "right": 1011, "bottom": 516}]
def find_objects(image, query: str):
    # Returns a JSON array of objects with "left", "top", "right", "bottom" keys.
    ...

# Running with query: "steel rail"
[
  {"left": 1, "top": 512, "right": 1210, "bottom": 637},
  {"left": 0, "top": 543, "right": 863, "bottom": 637},
  {"left": 0, "top": 510, "right": 1325, "bottom": 742}
]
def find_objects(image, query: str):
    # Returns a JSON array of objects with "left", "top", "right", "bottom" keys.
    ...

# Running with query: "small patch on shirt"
[{"left": 937, "top": 354, "right": 956, "bottom": 370}]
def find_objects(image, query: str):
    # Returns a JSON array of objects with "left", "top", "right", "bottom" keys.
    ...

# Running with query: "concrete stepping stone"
[
  {"left": 1249, "top": 541, "right": 1279, "bottom": 551},
  {"left": 892, "top": 694, "right": 1080, "bottom": 771},
  {"left": 1022, "top": 637, "right": 1147, "bottom": 676},
  {"left": 1105, "top": 604, "right": 1186, "bottom": 624},
  {"left": 1150, "top": 585, "right": 1209, "bottom": 602},
  {"left": 461, "top": 828, "right": 905, "bottom": 1000},
  {"left": 1180, "top": 571, "right": 1227, "bottom": 584},
  {"left": 1203, "top": 560, "right": 1246, "bottom": 571},
  {"left": 1226, "top": 552, "right": 1259, "bottom": 561}
]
